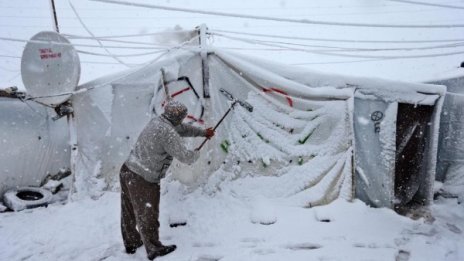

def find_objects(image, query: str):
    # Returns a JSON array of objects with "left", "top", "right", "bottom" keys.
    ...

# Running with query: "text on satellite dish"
[{"left": 39, "top": 48, "right": 62, "bottom": 60}]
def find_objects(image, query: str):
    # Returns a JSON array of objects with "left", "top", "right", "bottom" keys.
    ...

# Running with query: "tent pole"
[
  {"left": 67, "top": 111, "right": 78, "bottom": 201},
  {"left": 199, "top": 24, "right": 210, "bottom": 98}
]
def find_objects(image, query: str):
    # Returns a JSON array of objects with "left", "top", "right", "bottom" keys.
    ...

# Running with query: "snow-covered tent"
[
  {"left": 429, "top": 74, "right": 464, "bottom": 198},
  {"left": 70, "top": 48, "right": 445, "bottom": 209},
  {"left": 0, "top": 96, "right": 70, "bottom": 197}
]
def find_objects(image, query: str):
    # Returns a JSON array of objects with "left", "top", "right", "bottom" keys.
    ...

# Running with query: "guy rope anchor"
[{"left": 196, "top": 88, "right": 253, "bottom": 151}]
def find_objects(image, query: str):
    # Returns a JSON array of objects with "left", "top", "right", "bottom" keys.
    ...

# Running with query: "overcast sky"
[{"left": 1, "top": 0, "right": 464, "bottom": 91}]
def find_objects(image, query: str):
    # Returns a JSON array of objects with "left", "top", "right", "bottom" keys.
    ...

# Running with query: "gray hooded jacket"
[{"left": 125, "top": 101, "right": 205, "bottom": 183}]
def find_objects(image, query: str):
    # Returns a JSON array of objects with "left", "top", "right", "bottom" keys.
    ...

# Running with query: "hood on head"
[{"left": 162, "top": 100, "right": 188, "bottom": 126}]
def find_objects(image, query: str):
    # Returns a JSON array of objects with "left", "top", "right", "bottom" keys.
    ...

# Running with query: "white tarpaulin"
[
  {"left": 0, "top": 98, "right": 70, "bottom": 198},
  {"left": 70, "top": 49, "right": 444, "bottom": 207},
  {"left": 429, "top": 75, "right": 464, "bottom": 199}
]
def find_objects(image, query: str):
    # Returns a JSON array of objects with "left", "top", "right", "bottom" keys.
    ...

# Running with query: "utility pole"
[{"left": 49, "top": 0, "right": 60, "bottom": 33}]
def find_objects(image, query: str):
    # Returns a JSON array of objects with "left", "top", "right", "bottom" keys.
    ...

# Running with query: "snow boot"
[
  {"left": 125, "top": 242, "right": 143, "bottom": 254},
  {"left": 147, "top": 245, "right": 176, "bottom": 260}
]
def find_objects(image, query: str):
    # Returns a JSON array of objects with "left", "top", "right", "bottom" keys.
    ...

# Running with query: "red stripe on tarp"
[
  {"left": 262, "top": 87, "right": 293, "bottom": 107},
  {"left": 171, "top": 87, "right": 191, "bottom": 98},
  {"left": 161, "top": 87, "right": 191, "bottom": 107}
]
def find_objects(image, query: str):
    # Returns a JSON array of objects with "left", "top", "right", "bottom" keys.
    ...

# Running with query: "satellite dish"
[{"left": 21, "top": 31, "right": 80, "bottom": 106}]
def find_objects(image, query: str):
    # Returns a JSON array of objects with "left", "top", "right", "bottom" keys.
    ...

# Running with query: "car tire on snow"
[{"left": 3, "top": 187, "right": 52, "bottom": 211}]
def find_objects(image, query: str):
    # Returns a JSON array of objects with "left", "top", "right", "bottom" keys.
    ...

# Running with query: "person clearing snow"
[{"left": 120, "top": 100, "right": 215, "bottom": 260}]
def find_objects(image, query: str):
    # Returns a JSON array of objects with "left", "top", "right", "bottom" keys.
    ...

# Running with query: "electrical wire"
[
  {"left": 90, "top": 0, "right": 464, "bottom": 28},
  {"left": 211, "top": 29, "right": 464, "bottom": 44},
  {"left": 64, "top": 30, "right": 195, "bottom": 39},
  {"left": 0, "top": 35, "right": 200, "bottom": 51},
  {"left": 387, "top": 0, "right": 464, "bottom": 10},
  {"left": 0, "top": 54, "right": 141, "bottom": 65},
  {"left": 215, "top": 33, "right": 464, "bottom": 59},
  {"left": 0, "top": 6, "right": 459, "bottom": 19},
  {"left": 64, "top": 34, "right": 181, "bottom": 47},
  {"left": 0, "top": 37, "right": 196, "bottom": 58},
  {"left": 76, "top": 49, "right": 166, "bottom": 57},
  {"left": 4, "top": 2, "right": 460, "bottom": 10},
  {"left": 68, "top": 0, "right": 131, "bottom": 67},
  {"left": 0, "top": 54, "right": 21, "bottom": 59},
  {"left": 212, "top": 33, "right": 464, "bottom": 53}
]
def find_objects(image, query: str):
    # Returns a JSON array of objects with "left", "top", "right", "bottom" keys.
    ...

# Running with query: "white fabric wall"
[
  {"left": 0, "top": 98, "right": 70, "bottom": 198},
  {"left": 70, "top": 50, "right": 443, "bottom": 207}
]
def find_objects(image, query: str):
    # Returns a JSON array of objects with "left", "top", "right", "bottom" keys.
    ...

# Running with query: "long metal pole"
[
  {"left": 199, "top": 24, "right": 210, "bottom": 98},
  {"left": 49, "top": 0, "right": 60, "bottom": 33},
  {"left": 67, "top": 110, "right": 78, "bottom": 201},
  {"left": 196, "top": 101, "right": 236, "bottom": 151}
]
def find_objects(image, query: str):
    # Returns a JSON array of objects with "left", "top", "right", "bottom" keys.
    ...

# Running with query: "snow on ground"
[{"left": 1, "top": 180, "right": 463, "bottom": 261}]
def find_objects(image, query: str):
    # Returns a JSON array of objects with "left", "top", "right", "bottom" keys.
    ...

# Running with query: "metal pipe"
[{"left": 49, "top": 0, "right": 60, "bottom": 33}]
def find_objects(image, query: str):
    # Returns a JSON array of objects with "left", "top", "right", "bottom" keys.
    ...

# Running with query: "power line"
[
  {"left": 64, "top": 34, "right": 179, "bottom": 46},
  {"left": 0, "top": 9, "right": 457, "bottom": 20},
  {"left": 4, "top": 29, "right": 459, "bottom": 50},
  {"left": 68, "top": 0, "right": 131, "bottom": 67},
  {"left": 387, "top": 0, "right": 464, "bottom": 10},
  {"left": 0, "top": 35, "right": 187, "bottom": 49},
  {"left": 64, "top": 30, "right": 194, "bottom": 39},
  {"left": 0, "top": 54, "right": 140, "bottom": 65},
  {"left": 213, "top": 33, "right": 464, "bottom": 52},
  {"left": 2, "top": 33, "right": 463, "bottom": 60},
  {"left": 5, "top": 1, "right": 464, "bottom": 10},
  {"left": 212, "top": 29, "right": 464, "bottom": 44},
  {"left": 0, "top": 24, "right": 171, "bottom": 30},
  {"left": 0, "top": 7, "right": 460, "bottom": 20},
  {"left": 0, "top": 54, "right": 21, "bottom": 59},
  {"left": 76, "top": 49, "right": 165, "bottom": 57},
  {"left": 215, "top": 33, "right": 464, "bottom": 60},
  {"left": 90, "top": 0, "right": 464, "bottom": 28}
]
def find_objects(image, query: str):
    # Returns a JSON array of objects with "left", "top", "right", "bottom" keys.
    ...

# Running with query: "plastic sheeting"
[
  {"left": 430, "top": 76, "right": 464, "bottom": 182},
  {"left": 70, "top": 49, "right": 444, "bottom": 207},
  {"left": 354, "top": 97, "right": 396, "bottom": 208},
  {"left": 428, "top": 76, "right": 464, "bottom": 200},
  {"left": 72, "top": 51, "right": 355, "bottom": 206},
  {"left": 71, "top": 53, "right": 205, "bottom": 199},
  {"left": 354, "top": 90, "right": 441, "bottom": 208},
  {"left": 0, "top": 98, "right": 70, "bottom": 198}
]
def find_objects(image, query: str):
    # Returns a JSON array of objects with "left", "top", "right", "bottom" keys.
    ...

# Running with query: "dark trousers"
[{"left": 120, "top": 164, "right": 162, "bottom": 253}]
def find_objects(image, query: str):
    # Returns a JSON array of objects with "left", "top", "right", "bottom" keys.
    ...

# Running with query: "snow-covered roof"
[
  {"left": 78, "top": 48, "right": 447, "bottom": 101},
  {"left": 215, "top": 50, "right": 446, "bottom": 96}
]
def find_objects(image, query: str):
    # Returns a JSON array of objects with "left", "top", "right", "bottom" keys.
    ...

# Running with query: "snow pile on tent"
[
  {"left": 70, "top": 47, "right": 444, "bottom": 209},
  {"left": 203, "top": 92, "right": 353, "bottom": 207}
]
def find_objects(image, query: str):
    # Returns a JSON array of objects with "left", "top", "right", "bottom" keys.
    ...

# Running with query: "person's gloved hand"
[{"left": 205, "top": 127, "right": 215, "bottom": 139}]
